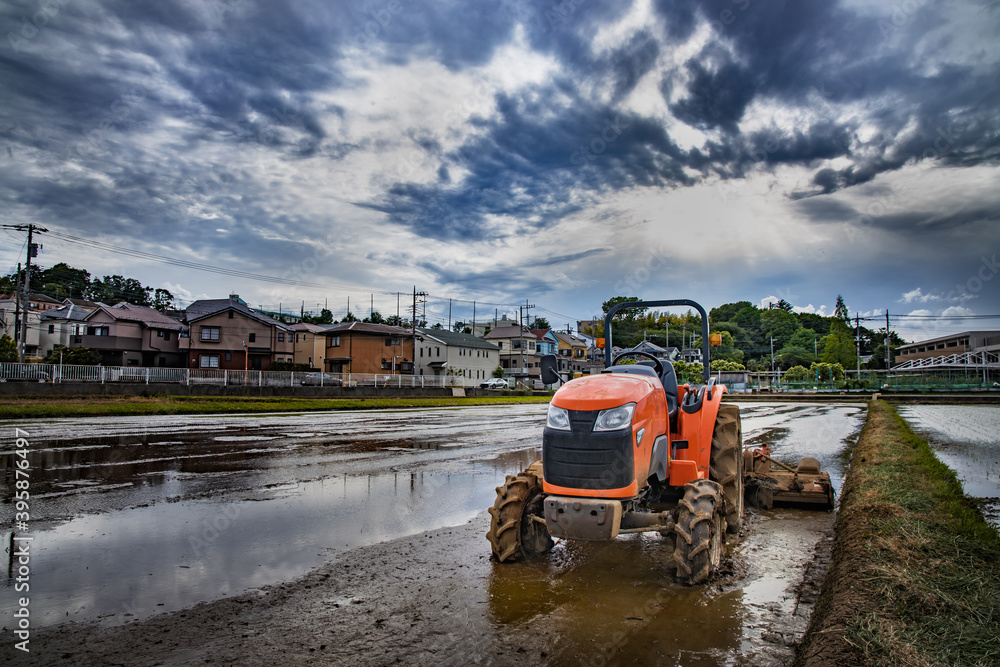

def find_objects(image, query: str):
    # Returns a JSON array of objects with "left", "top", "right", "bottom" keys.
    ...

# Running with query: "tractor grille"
[{"left": 543, "top": 410, "right": 634, "bottom": 490}]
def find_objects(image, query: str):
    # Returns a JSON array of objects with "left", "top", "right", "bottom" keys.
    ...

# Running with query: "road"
[{"left": 2, "top": 402, "right": 865, "bottom": 665}]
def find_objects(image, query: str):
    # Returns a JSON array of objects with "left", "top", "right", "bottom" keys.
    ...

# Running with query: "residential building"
[
  {"left": 895, "top": 331, "right": 1000, "bottom": 364},
  {"left": 185, "top": 298, "right": 293, "bottom": 370},
  {"left": 484, "top": 325, "right": 539, "bottom": 379},
  {"left": 69, "top": 303, "right": 188, "bottom": 366},
  {"left": 38, "top": 302, "right": 99, "bottom": 357},
  {"left": 414, "top": 328, "right": 500, "bottom": 383},
  {"left": 323, "top": 322, "right": 413, "bottom": 375},
  {"left": 530, "top": 329, "right": 558, "bottom": 357},
  {"left": 291, "top": 323, "right": 331, "bottom": 369},
  {"left": 0, "top": 296, "right": 42, "bottom": 358},
  {"left": 680, "top": 348, "right": 703, "bottom": 365}
]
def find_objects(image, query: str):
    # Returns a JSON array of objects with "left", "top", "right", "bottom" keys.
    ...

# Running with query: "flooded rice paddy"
[
  {"left": 897, "top": 404, "right": 1000, "bottom": 529},
  {"left": 2, "top": 402, "right": 865, "bottom": 664}
]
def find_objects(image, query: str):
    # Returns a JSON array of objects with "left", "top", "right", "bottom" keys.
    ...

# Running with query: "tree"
[
  {"left": 43, "top": 345, "right": 100, "bottom": 365},
  {"left": 0, "top": 334, "right": 17, "bottom": 362},
  {"left": 810, "top": 361, "right": 845, "bottom": 382},
  {"left": 341, "top": 311, "right": 359, "bottom": 323},
  {"left": 532, "top": 316, "right": 550, "bottom": 330},
  {"left": 777, "top": 346, "right": 814, "bottom": 370},
  {"left": 711, "top": 330, "right": 745, "bottom": 364},
  {"left": 710, "top": 301, "right": 753, "bottom": 324},
  {"left": 821, "top": 319, "right": 858, "bottom": 368},
  {"left": 152, "top": 288, "right": 174, "bottom": 311},
  {"left": 602, "top": 296, "right": 645, "bottom": 321},
  {"left": 775, "top": 298, "right": 793, "bottom": 312},
  {"left": 363, "top": 311, "right": 384, "bottom": 324},
  {"left": 431, "top": 322, "right": 443, "bottom": 330},
  {"left": 41, "top": 262, "right": 91, "bottom": 299},
  {"left": 710, "top": 359, "right": 745, "bottom": 372},
  {"left": 760, "top": 308, "right": 800, "bottom": 343},
  {"left": 834, "top": 295, "right": 850, "bottom": 322},
  {"left": 88, "top": 275, "right": 152, "bottom": 306},
  {"left": 492, "top": 365, "right": 505, "bottom": 378},
  {"left": 783, "top": 365, "right": 810, "bottom": 382}
]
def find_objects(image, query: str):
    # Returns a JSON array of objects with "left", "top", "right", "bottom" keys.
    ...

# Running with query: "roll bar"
[{"left": 603, "top": 299, "right": 710, "bottom": 383}]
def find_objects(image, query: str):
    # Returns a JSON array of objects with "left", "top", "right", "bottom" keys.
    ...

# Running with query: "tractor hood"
[{"left": 550, "top": 373, "right": 660, "bottom": 412}]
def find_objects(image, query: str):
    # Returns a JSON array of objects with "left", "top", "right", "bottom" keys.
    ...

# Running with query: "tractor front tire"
[
  {"left": 710, "top": 402, "right": 744, "bottom": 534},
  {"left": 487, "top": 460, "right": 553, "bottom": 562},
  {"left": 673, "top": 479, "right": 725, "bottom": 585}
]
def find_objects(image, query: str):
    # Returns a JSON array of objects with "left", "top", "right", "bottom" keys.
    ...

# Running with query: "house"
[
  {"left": 65, "top": 303, "right": 188, "bottom": 367},
  {"left": 625, "top": 340, "right": 679, "bottom": 361},
  {"left": 483, "top": 325, "right": 539, "bottom": 379},
  {"left": 290, "top": 323, "right": 331, "bottom": 369},
  {"left": 0, "top": 295, "right": 42, "bottom": 358},
  {"left": 38, "top": 302, "right": 100, "bottom": 357},
  {"left": 185, "top": 297, "right": 293, "bottom": 370},
  {"left": 415, "top": 328, "right": 500, "bottom": 383},
  {"left": 680, "top": 348, "right": 703, "bottom": 364},
  {"left": 322, "top": 322, "right": 413, "bottom": 375},
  {"left": 530, "top": 329, "right": 558, "bottom": 357}
]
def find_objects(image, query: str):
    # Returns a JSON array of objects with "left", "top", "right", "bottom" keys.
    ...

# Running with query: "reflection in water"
[
  {"left": 897, "top": 405, "right": 1000, "bottom": 528},
  {"left": 1, "top": 471, "right": 499, "bottom": 627},
  {"left": 487, "top": 535, "right": 743, "bottom": 665}
]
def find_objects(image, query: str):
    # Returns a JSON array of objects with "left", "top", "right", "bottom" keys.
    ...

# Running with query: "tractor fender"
[{"left": 648, "top": 435, "right": 670, "bottom": 482}]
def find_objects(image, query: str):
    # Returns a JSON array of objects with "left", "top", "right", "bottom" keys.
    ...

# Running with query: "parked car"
[
  {"left": 299, "top": 372, "right": 343, "bottom": 386},
  {"left": 480, "top": 378, "right": 509, "bottom": 389}
]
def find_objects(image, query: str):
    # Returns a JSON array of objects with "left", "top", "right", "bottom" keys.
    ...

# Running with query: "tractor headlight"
[
  {"left": 593, "top": 403, "right": 636, "bottom": 432},
  {"left": 546, "top": 405, "right": 571, "bottom": 430}
]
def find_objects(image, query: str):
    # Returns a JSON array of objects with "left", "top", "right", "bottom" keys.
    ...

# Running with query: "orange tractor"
[{"left": 486, "top": 299, "right": 743, "bottom": 584}]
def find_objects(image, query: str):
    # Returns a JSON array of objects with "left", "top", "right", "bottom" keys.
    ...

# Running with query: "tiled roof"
[
  {"left": 417, "top": 328, "right": 500, "bottom": 350},
  {"left": 483, "top": 325, "right": 530, "bottom": 339},
  {"left": 93, "top": 303, "right": 187, "bottom": 330},
  {"left": 325, "top": 322, "right": 412, "bottom": 336},
  {"left": 186, "top": 298, "right": 291, "bottom": 330}
]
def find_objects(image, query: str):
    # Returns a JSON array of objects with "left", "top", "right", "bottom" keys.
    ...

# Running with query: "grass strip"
[
  {"left": 0, "top": 394, "right": 552, "bottom": 420},
  {"left": 797, "top": 400, "right": 1000, "bottom": 666}
]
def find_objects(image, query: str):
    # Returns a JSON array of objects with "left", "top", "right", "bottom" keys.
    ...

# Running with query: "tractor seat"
[
  {"left": 660, "top": 362, "right": 679, "bottom": 431},
  {"left": 603, "top": 363, "right": 660, "bottom": 379}
]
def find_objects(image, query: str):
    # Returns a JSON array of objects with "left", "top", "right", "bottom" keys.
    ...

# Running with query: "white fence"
[{"left": 0, "top": 363, "right": 495, "bottom": 389}]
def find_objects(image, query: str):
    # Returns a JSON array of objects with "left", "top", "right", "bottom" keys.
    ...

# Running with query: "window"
[
  {"left": 164, "top": 331, "right": 170, "bottom": 341},
  {"left": 328, "top": 335, "right": 341, "bottom": 347},
  {"left": 87, "top": 326, "right": 110, "bottom": 336},
  {"left": 278, "top": 332, "right": 285, "bottom": 342},
  {"left": 157, "top": 330, "right": 164, "bottom": 338},
  {"left": 199, "top": 354, "right": 220, "bottom": 368},
  {"left": 201, "top": 327, "right": 220, "bottom": 341},
  {"left": 180, "top": 330, "right": 189, "bottom": 338},
  {"left": 436, "top": 347, "right": 440, "bottom": 357},
  {"left": 225, "top": 352, "right": 232, "bottom": 362},
  {"left": 48, "top": 324, "right": 55, "bottom": 334},
  {"left": 249, "top": 333, "right": 256, "bottom": 343},
  {"left": 420, "top": 348, "right": 423, "bottom": 357},
  {"left": 385, "top": 337, "right": 402, "bottom": 346},
  {"left": 228, "top": 311, "right": 234, "bottom": 319}
]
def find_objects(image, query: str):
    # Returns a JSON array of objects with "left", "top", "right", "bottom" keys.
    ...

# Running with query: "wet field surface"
[
  {"left": 2, "top": 402, "right": 865, "bottom": 665},
  {"left": 897, "top": 404, "right": 1000, "bottom": 529}
]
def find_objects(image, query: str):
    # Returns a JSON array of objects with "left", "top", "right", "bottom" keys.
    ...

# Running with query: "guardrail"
[{"left": 0, "top": 363, "right": 501, "bottom": 389}]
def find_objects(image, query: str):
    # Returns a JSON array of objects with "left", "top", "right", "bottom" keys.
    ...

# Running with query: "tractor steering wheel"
[{"left": 610, "top": 351, "right": 664, "bottom": 377}]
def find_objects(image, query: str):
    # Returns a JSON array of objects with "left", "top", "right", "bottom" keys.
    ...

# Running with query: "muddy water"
[
  {"left": 897, "top": 404, "right": 1000, "bottom": 528},
  {"left": 2, "top": 402, "right": 865, "bottom": 664}
]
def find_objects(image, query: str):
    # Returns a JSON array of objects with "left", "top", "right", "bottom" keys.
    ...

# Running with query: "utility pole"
[
  {"left": 855, "top": 313, "right": 861, "bottom": 377},
  {"left": 448, "top": 298, "right": 452, "bottom": 330},
  {"left": 2, "top": 224, "right": 48, "bottom": 363},
  {"left": 770, "top": 335, "right": 775, "bottom": 380},
  {"left": 411, "top": 287, "right": 427, "bottom": 365},
  {"left": 885, "top": 310, "right": 891, "bottom": 370}
]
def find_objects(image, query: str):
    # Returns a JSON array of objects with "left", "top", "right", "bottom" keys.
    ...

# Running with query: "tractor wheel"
[
  {"left": 487, "top": 460, "right": 553, "bottom": 562},
  {"left": 710, "top": 402, "right": 744, "bottom": 534},
  {"left": 672, "top": 479, "right": 725, "bottom": 585}
]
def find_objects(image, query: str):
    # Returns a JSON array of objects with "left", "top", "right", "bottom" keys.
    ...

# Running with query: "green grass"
[
  {"left": 0, "top": 394, "right": 553, "bottom": 420},
  {"left": 838, "top": 401, "right": 1000, "bottom": 666}
]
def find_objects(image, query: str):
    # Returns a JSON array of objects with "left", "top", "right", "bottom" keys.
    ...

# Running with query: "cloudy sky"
[{"left": 2, "top": 0, "right": 998, "bottom": 340}]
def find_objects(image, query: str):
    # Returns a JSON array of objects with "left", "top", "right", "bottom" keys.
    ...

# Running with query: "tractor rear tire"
[
  {"left": 672, "top": 479, "right": 725, "bottom": 585},
  {"left": 710, "top": 403, "right": 744, "bottom": 534},
  {"left": 487, "top": 460, "right": 553, "bottom": 562}
]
